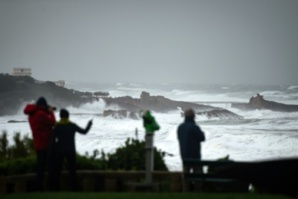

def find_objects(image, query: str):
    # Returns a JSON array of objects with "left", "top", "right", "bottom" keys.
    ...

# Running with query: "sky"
[{"left": 0, "top": 0, "right": 298, "bottom": 85}]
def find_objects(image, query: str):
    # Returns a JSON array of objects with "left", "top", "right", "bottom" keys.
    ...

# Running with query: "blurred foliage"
[
  {"left": 0, "top": 156, "right": 36, "bottom": 175},
  {"left": 0, "top": 130, "right": 34, "bottom": 160},
  {"left": 0, "top": 131, "right": 168, "bottom": 176},
  {"left": 100, "top": 137, "right": 168, "bottom": 171}
]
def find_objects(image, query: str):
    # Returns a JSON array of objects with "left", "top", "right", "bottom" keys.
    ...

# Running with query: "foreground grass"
[{"left": 0, "top": 192, "right": 293, "bottom": 199}]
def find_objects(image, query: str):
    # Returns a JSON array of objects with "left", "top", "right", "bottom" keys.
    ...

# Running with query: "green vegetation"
[
  {"left": 0, "top": 131, "right": 168, "bottom": 176},
  {"left": 0, "top": 192, "right": 292, "bottom": 199},
  {"left": 99, "top": 137, "right": 167, "bottom": 170},
  {"left": 0, "top": 131, "right": 34, "bottom": 160}
]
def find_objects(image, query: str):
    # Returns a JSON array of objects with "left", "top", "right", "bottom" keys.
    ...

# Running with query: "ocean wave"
[
  {"left": 260, "top": 90, "right": 283, "bottom": 96},
  {"left": 3, "top": 82, "right": 298, "bottom": 171},
  {"left": 66, "top": 100, "right": 106, "bottom": 114},
  {"left": 116, "top": 82, "right": 123, "bottom": 86},
  {"left": 287, "top": 85, "right": 298, "bottom": 90}
]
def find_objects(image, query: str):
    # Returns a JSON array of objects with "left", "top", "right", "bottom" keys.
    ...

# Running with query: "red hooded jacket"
[{"left": 24, "top": 104, "right": 56, "bottom": 150}]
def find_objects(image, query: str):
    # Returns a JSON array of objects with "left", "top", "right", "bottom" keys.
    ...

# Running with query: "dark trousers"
[
  {"left": 182, "top": 165, "right": 203, "bottom": 192},
  {"left": 35, "top": 149, "right": 48, "bottom": 191},
  {"left": 56, "top": 151, "right": 78, "bottom": 191}
]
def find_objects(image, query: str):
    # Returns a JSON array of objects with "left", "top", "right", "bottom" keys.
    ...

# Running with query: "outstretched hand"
[{"left": 88, "top": 119, "right": 93, "bottom": 126}]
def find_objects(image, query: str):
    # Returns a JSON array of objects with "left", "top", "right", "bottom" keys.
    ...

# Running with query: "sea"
[{"left": 1, "top": 82, "right": 298, "bottom": 171}]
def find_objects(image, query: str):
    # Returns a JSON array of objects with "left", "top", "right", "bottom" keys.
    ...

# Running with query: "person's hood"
[{"left": 24, "top": 104, "right": 41, "bottom": 115}]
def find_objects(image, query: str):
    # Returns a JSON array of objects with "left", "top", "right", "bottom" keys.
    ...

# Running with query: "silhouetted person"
[
  {"left": 177, "top": 108, "right": 205, "bottom": 191},
  {"left": 24, "top": 97, "right": 56, "bottom": 191},
  {"left": 50, "top": 108, "right": 92, "bottom": 191}
]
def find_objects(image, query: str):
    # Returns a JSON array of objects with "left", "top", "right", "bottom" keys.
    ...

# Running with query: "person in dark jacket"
[
  {"left": 24, "top": 97, "right": 56, "bottom": 191},
  {"left": 50, "top": 108, "right": 92, "bottom": 191},
  {"left": 178, "top": 108, "right": 205, "bottom": 191}
]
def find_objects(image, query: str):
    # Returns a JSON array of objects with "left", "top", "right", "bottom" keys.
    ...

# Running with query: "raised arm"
[{"left": 75, "top": 119, "right": 93, "bottom": 135}]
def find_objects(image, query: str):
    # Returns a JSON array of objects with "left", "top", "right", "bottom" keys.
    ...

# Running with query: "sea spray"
[{"left": 1, "top": 82, "right": 298, "bottom": 171}]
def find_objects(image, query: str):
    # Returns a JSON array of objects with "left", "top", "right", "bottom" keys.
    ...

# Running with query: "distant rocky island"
[
  {"left": 232, "top": 93, "right": 298, "bottom": 112},
  {"left": 102, "top": 91, "right": 244, "bottom": 120},
  {"left": 0, "top": 73, "right": 108, "bottom": 116},
  {"left": 103, "top": 91, "right": 214, "bottom": 113},
  {"left": 102, "top": 92, "right": 298, "bottom": 119}
]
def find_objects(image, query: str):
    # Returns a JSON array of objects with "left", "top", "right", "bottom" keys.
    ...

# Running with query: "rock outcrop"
[
  {"left": 0, "top": 74, "right": 99, "bottom": 116},
  {"left": 102, "top": 91, "right": 244, "bottom": 119},
  {"left": 232, "top": 93, "right": 298, "bottom": 112},
  {"left": 102, "top": 91, "right": 215, "bottom": 113},
  {"left": 7, "top": 120, "right": 27, "bottom": 123},
  {"left": 197, "top": 109, "right": 244, "bottom": 120}
]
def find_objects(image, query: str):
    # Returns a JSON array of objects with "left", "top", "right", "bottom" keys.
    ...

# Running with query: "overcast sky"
[{"left": 1, "top": 0, "right": 298, "bottom": 85}]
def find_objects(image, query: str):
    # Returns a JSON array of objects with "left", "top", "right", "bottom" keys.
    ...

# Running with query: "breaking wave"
[{"left": 2, "top": 82, "right": 298, "bottom": 171}]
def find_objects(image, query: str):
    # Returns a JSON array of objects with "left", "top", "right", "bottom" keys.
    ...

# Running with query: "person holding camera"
[
  {"left": 50, "top": 108, "right": 92, "bottom": 191},
  {"left": 24, "top": 96, "right": 56, "bottom": 191}
]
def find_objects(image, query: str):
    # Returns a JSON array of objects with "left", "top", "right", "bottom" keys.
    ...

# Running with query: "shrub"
[
  {"left": 0, "top": 131, "right": 34, "bottom": 160},
  {"left": 101, "top": 137, "right": 168, "bottom": 171},
  {"left": 0, "top": 131, "right": 169, "bottom": 175},
  {"left": 0, "top": 156, "right": 36, "bottom": 175}
]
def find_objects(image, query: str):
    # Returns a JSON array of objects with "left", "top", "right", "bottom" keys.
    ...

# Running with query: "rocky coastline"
[
  {"left": 3, "top": 73, "right": 296, "bottom": 119},
  {"left": 0, "top": 74, "right": 102, "bottom": 116}
]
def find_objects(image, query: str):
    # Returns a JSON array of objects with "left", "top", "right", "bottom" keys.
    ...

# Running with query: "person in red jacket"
[{"left": 24, "top": 97, "right": 56, "bottom": 191}]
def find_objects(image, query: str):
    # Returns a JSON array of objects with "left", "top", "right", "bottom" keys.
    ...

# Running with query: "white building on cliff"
[
  {"left": 11, "top": 68, "right": 65, "bottom": 87},
  {"left": 12, "top": 68, "right": 32, "bottom": 76}
]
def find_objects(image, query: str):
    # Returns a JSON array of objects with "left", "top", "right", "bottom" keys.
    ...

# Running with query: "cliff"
[{"left": 0, "top": 74, "right": 99, "bottom": 116}]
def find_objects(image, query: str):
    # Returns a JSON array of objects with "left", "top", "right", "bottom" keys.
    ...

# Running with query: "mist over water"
[{"left": 1, "top": 82, "right": 298, "bottom": 171}]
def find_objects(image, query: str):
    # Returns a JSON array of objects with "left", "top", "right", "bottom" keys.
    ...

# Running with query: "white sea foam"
[
  {"left": 288, "top": 85, "right": 298, "bottom": 90},
  {"left": 2, "top": 83, "right": 298, "bottom": 171},
  {"left": 67, "top": 100, "right": 105, "bottom": 114}
]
